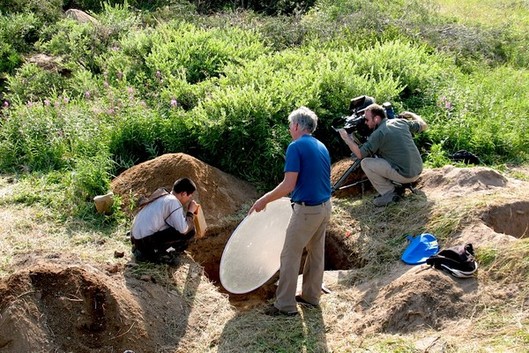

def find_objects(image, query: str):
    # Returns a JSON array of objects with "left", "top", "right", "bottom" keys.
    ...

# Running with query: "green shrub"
[
  {"left": 158, "top": 76, "right": 214, "bottom": 111},
  {"left": 100, "top": 20, "right": 268, "bottom": 110},
  {"left": 0, "top": 99, "right": 108, "bottom": 173},
  {"left": 65, "top": 68, "right": 104, "bottom": 100},
  {"left": 36, "top": 19, "right": 104, "bottom": 74},
  {"left": 424, "top": 143, "right": 450, "bottom": 168},
  {"left": 427, "top": 66, "right": 529, "bottom": 164},
  {"left": 0, "top": 0, "right": 62, "bottom": 23},
  {"left": 0, "top": 103, "right": 70, "bottom": 172},
  {"left": 95, "top": 1, "right": 142, "bottom": 40},
  {"left": 0, "top": 42, "right": 22, "bottom": 74},
  {"left": 0, "top": 12, "right": 42, "bottom": 75},
  {"left": 159, "top": 107, "right": 200, "bottom": 154},
  {"left": 107, "top": 105, "right": 167, "bottom": 172},
  {"left": 0, "top": 12, "right": 41, "bottom": 53},
  {"left": 68, "top": 152, "right": 114, "bottom": 202},
  {"left": 35, "top": 2, "right": 140, "bottom": 75},
  {"left": 253, "top": 13, "right": 308, "bottom": 50},
  {"left": 5, "top": 63, "right": 66, "bottom": 103},
  {"left": 146, "top": 21, "right": 268, "bottom": 84},
  {"left": 98, "top": 28, "right": 159, "bottom": 105}
]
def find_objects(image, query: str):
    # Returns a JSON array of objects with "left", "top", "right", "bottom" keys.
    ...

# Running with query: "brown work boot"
[
  {"left": 295, "top": 295, "right": 319, "bottom": 308},
  {"left": 263, "top": 304, "right": 298, "bottom": 317}
]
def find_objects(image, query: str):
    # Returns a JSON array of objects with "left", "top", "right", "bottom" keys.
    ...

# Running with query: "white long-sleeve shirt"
[{"left": 131, "top": 194, "right": 190, "bottom": 239}]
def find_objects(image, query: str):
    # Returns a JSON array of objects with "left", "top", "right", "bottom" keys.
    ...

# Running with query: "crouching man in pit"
[{"left": 130, "top": 177, "right": 198, "bottom": 264}]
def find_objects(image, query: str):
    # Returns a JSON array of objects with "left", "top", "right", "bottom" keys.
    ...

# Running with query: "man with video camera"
[{"left": 338, "top": 102, "right": 427, "bottom": 206}]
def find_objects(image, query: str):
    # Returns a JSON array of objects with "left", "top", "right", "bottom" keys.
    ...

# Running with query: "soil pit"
[
  {"left": 111, "top": 153, "right": 364, "bottom": 309},
  {"left": 187, "top": 224, "right": 359, "bottom": 310},
  {"left": 481, "top": 201, "right": 529, "bottom": 238},
  {"left": 331, "top": 158, "right": 372, "bottom": 198}
]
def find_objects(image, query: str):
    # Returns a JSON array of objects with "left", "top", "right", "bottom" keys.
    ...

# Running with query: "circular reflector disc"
[{"left": 219, "top": 197, "right": 292, "bottom": 294}]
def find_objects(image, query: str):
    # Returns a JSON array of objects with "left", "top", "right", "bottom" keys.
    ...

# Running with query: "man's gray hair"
[{"left": 288, "top": 106, "right": 318, "bottom": 133}]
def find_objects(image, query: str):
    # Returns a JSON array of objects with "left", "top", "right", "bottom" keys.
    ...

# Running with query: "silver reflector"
[{"left": 220, "top": 197, "right": 292, "bottom": 294}]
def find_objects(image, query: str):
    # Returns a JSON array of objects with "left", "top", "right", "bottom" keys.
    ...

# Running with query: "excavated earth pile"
[{"left": 1, "top": 155, "right": 528, "bottom": 352}]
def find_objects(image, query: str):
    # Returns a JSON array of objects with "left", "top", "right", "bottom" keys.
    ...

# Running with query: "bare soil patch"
[{"left": 1, "top": 155, "right": 528, "bottom": 352}]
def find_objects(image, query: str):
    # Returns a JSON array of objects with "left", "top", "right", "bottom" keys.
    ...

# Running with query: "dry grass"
[{"left": 1, "top": 169, "right": 529, "bottom": 352}]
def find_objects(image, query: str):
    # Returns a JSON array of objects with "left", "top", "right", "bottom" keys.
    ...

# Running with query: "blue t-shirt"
[{"left": 285, "top": 134, "right": 331, "bottom": 204}]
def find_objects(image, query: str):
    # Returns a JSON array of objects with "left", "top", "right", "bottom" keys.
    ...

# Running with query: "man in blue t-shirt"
[{"left": 249, "top": 106, "right": 332, "bottom": 316}]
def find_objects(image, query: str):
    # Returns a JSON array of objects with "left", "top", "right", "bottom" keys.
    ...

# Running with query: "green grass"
[{"left": 435, "top": 0, "right": 529, "bottom": 27}]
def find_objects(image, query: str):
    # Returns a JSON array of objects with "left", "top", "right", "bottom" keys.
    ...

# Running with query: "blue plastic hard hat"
[{"left": 401, "top": 233, "right": 439, "bottom": 265}]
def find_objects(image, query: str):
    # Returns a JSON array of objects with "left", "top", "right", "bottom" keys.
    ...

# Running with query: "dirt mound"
[
  {"left": 0, "top": 261, "right": 214, "bottom": 353},
  {"left": 417, "top": 165, "right": 508, "bottom": 198},
  {"left": 360, "top": 266, "right": 476, "bottom": 334},
  {"left": 330, "top": 158, "right": 372, "bottom": 197},
  {"left": 1, "top": 163, "right": 528, "bottom": 352},
  {"left": 110, "top": 153, "right": 259, "bottom": 226}
]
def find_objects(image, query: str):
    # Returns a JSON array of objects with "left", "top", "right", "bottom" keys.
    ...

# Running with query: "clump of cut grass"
[{"left": 479, "top": 240, "right": 529, "bottom": 284}]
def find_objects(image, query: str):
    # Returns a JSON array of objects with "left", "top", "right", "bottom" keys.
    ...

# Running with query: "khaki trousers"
[
  {"left": 275, "top": 200, "right": 332, "bottom": 312},
  {"left": 361, "top": 157, "right": 419, "bottom": 195}
]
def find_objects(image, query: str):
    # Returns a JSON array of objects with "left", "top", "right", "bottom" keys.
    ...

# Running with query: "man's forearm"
[
  {"left": 339, "top": 129, "right": 363, "bottom": 159},
  {"left": 410, "top": 112, "right": 428, "bottom": 132},
  {"left": 344, "top": 137, "right": 362, "bottom": 159}
]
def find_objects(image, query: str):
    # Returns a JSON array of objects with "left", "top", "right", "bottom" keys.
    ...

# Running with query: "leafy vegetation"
[
  {"left": 1, "top": 2, "right": 528, "bottom": 352},
  {"left": 1, "top": 0, "right": 529, "bottom": 218}
]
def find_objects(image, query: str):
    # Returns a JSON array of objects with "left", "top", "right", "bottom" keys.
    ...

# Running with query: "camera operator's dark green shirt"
[{"left": 360, "top": 118, "right": 423, "bottom": 178}]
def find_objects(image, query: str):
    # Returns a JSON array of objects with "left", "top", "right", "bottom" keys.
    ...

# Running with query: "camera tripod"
[
  {"left": 331, "top": 156, "right": 366, "bottom": 194},
  {"left": 331, "top": 155, "right": 417, "bottom": 196}
]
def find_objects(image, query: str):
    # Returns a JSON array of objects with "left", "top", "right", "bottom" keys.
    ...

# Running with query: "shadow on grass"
[{"left": 218, "top": 304, "right": 329, "bottom": 353}]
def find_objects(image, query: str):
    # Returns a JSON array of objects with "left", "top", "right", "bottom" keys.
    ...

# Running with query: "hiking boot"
[
  {"left": 132, "top": 248, "right": 148, "bottom": 263},
  {"left": 263, "top": 304, "right": 298, "bottom": 317},
  {"left": 156, "top": 252, "right": 180, "bottom": 266},
  {"left": 295, "top": 295, "right": 318, "bottom": 308},
  {"left": 373, "top": 190, "right": 399, "bottom": 207}
]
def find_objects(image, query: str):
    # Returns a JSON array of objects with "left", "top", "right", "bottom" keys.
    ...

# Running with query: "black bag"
[
  {"left": 426, "top": 243, "right": 478, "bottom": 278},
  {"left": 450, "top": 150, "right": 480, "bottom": 165}
]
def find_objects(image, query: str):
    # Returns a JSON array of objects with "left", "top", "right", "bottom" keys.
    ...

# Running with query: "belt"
[{"left": 291, "top": 200, "right": 327, "bottom": 207}]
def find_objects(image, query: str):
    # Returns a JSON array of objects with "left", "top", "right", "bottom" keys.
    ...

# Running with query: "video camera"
[{"left": 333, "top": 95, "right": 396, "bottom": 143}]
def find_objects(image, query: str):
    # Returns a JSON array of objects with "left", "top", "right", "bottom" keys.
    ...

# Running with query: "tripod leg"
[{"left": 331, "top": 158, "right": 362, "bottom": 194}]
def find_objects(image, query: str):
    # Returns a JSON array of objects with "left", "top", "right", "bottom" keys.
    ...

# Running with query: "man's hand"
[
  {"left": 338, "top": 128, "right": 350, "bottom": 141},
  {"left": 248, "top": 197, "right": 267, "bottom": 215},
  {"left": 338, "top": 128, "right": 363, "bottom": 160},
  {"left": 188, "top": 200, "right": 198, "bottom": 214}
]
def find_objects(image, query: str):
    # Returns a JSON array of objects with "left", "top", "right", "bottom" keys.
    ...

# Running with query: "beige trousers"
[
  {"left": 275, "top": 200, "right": 332, "bottom": 312},
  {"left": 361, "top": 157, "right": 419, "bottom": 195}
]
